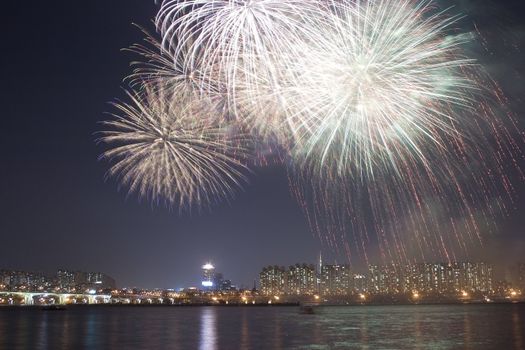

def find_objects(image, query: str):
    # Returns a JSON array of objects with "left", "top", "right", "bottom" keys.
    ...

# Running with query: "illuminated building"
[
  {"left": 85, "top": 272, "right": 116, "bottom": 289},
  {"left": 259, "top": 266, "right": 286, "bottom": 296},
  {"left": 259, "top": 261, "right": 493, "bottom": 296},
  {"left": 494, "top": 280, "right": 513, "bottom": 296},
  {"left": 0, "top": 270, "right": 49, "bottom": 290},
  {"left": 459, "top": 262, "right": 493, "bottom": 293},
  {"left": 202, "top": 263, "right": 215, "bottom": 290},
  {"left": 320, "top": 265, "right": 352, "bottom": 296},
  {"left": 213, "top": 272, "right": 223, "bottom": 291},
  {"left": 220, "top": 279, "right": 233, "bottom": 291},
  {"left": 518, "top": 263, "right": 525, "bottom": 290},
  {"left": 369, "top": 262, "right": 493, "bottom": 295},
  {"left": 287, "top": 264, "right": 316, "bottom": 295},
  {"left": 352, "top": 274, "right": 368, "bottom": 293},
  {"left": 57, "top": 269, "right": 77, "bottom": 290},
  {"left": 411, "top": 263, "right": 455, "bottom": 293},
  {"left": 368, "top": 264, "right": 403, "bottom": 294},
  {"left": 317, "top": 252, "right": 323, "bottom": 293},
  {"left": 56, "top": 270, "right": 116, "bottom": 291}
]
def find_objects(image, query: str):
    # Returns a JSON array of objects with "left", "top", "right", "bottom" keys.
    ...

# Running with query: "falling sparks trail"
[{"left": 100, "top": 0, "right": 524, "bottom": 264}]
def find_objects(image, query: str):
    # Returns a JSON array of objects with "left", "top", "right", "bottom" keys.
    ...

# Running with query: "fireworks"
[
  {"left": 99, "top": 0, "right": 523, "bottom": 261},
  {"left": 156, "top": 0, "right": 326, "bottom": 141},
  {"left": 285, "top": 0, "right": 478, "bottom": 176},
  {"left": 285, "top": 0, "right": 523, "bottom": 261},
  {"left": 99, "top": 83, "right": 249, "bottom": 209}
]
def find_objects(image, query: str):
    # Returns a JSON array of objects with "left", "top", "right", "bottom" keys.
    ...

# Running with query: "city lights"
[
  {"left": 1, "top": 260, "right": 524, "bottom": 306},
  {"left": 202, "top": 264, "right": 215, "bottom": 270}
]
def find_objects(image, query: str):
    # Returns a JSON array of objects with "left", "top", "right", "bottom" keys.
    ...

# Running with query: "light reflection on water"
[
  {"left": 199, "top": 307, "right": 217, "bottom": 350},
  {"left": 513, "top": 307, "right": 523, "bottom": 350},
  {"left": 0, "top": 304, "right": 524, "bottom": 349}
]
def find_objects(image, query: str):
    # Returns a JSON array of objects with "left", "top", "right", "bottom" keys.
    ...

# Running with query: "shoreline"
[{"left": 1, "top": 301, "right": 523, "bottom": 309}]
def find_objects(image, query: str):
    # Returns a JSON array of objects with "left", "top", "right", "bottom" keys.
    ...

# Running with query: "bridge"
[{"left": 0, "top": 291, "right": 111, "bottom": 305}]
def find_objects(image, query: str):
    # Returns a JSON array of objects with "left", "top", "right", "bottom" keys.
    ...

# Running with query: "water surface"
[{"left": 1, "top": 304, "right": 523, "bottom": 349}]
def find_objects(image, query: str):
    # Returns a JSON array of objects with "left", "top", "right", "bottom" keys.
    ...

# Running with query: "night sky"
[{"left": 2, "top": 1, "right": 524, "bottom": 289}]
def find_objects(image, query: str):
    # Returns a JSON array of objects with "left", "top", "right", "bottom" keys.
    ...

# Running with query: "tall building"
[
  {"left": 220, "top": 279, "right": 233, "bottom": 291},
  {"left": 317, "top": 252, "right": 323, "bottom": 293},
  {"left": 213, "top": 272, "right": 224, "bottom": 291},
  {"left": 368, "top": 264, "right": 403, "bottom": 294},
  {"left": 201, "top": 263, "right": 215, "bottom": 290},
  {"left": 412, "top": 263, "right": 454, "bottom": 293},
  {"left": 287, "top": 264, "right": 316, "bottom": 295},
  {"left": 518, "top": 263, "right": 525, "bottom": 290},
  {"left": 0, "top": 270, "right": 48, "bottom": 290},
  {"left": 57, "top": 269, "right": 77, "bottom": 290},
  {"left": 352, "top": 274, "right": 368, "bottom": 293},
  {"left": 320, "top": 264, "right": 352, "bottom": 296},
  {"left": 369, "top": 262, "right": 493, "bottom": 295},
  {"left": 259, "top": 266, "right": 286, "bottom": 296},
  {"left": 459, "top": 262, "right": 493, "bottom": 293},
  {"left": 85, "top": 272, "right": 116, "bottom": 289},
  {"left": 259, "top": 261, "right": 494, "bottom": 297}
]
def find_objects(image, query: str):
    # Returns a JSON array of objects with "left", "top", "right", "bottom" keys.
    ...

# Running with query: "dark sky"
[{"left": 1, "top": 1, "right": 524, "bottom": 289}]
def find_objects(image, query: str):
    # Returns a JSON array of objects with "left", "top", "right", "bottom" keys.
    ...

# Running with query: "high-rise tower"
[
  {"left": 202, "top": 263, "right": 215, "bottom": 289},
  {"left": 317, "top": 252, "right": 323, "bottom": 293}
]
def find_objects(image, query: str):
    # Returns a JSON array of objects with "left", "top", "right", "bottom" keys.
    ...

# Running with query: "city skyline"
[
  {"left": 3, "top": 259, "right": 524, "bottom": 305},
  {"left": 3, "top": 257, "right": 525, "bottom": 292}
]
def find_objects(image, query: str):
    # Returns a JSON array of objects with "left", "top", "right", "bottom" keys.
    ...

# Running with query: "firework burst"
[
  {"left": 99, "top": 0, "right": 523, "bottom": 262},
  {"left": 99, "top": 83, "right": 249, "bottom": 210},
  {"left": 284, "top": 0, "right": 480, "bottom": 177},
  {"left": 286, "top": 0, "right": 523, "bottom": 262},
  {"left": 156, "top": 0, "right": 326, "bottom": 141}
]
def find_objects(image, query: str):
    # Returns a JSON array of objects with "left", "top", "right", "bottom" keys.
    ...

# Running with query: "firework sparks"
[
  {"left": 100, "top": 0, "right": 523, "bottom": 262},
  {"left": 285, "top": 0, "right": 523, "bottom": 262},
  {"left": 156, "top": 0, "right": 326, "bottom": 141},
  {"left": 284, "top": 0, "right": 480, "bottom": 176},
  {"left": 99, "top": 83, "right": 249, "bottom": 210}
]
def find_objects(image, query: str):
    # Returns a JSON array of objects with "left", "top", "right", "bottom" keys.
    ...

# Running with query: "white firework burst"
[
  {"left": 156, "top": 0, "right": 327, "bottom": 141},
  {"left": 285, "top": 0, "right": 523, "bottom": 263},
  {"left": 99, "top": 83, "right": 249, "bottom": 210},
  {"left": 285, "top": 0, "right": 480, "bottom": 178}
]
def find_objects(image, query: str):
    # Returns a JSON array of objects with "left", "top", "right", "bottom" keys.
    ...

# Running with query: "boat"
[{"left": 299, "top": 304, "right": 316, "bottom": 314}]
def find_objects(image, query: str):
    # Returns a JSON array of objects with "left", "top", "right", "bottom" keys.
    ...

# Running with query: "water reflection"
[
  {"left": 273, "top": 313, "right": 283, "bottom": 350},
  {"left": 84, "top": 312, "right": 97, "bottom": 348},
  {"left": 413, "top": 309, "right": 423, "bottom": 349},
  {"left": 60, "top": 313, "right": 71, "bottom": 350},
  {"left": 463, "top": 309, "right": 473, "bottom": 348},
  {"left": 199, "top": 307, "right": 218, "bottom": 350},
  {"left": 359, "top": 311, "right": 369, "bottom": 348},
  {"left": 0, "top": 305, "right": 524, "bottom": 349},
  {"left": 513, "top": 307, "right": 523, "bottom": 350},
  {"left": 36, "top": 314, "right": 49, "bottom": 349},
  {"left": 240, "top": 309, "right": 249, "bottom": 350}
]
